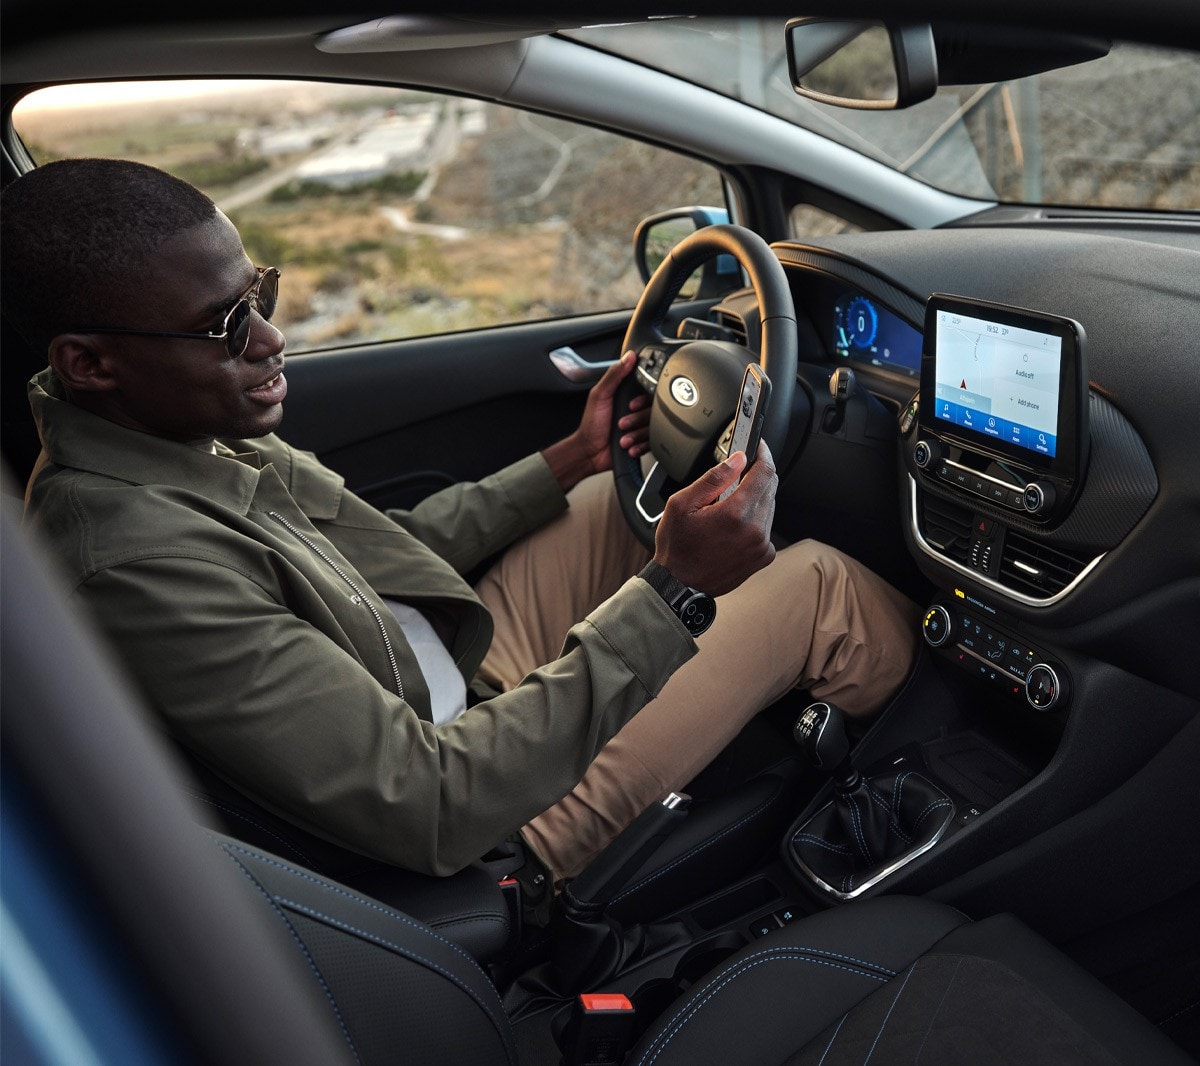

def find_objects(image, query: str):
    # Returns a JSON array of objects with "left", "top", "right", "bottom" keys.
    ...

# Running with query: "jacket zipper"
[{"left": 267, "top": 511, "right": 404, "bottom": 700}]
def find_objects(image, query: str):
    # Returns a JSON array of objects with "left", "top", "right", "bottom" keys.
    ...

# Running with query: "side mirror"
[
  {"left": 633, "top": 206, "right": 742, "bottom": 298},
  {"left": 785, "top": 17, "right": 937, "bottom": 110}
]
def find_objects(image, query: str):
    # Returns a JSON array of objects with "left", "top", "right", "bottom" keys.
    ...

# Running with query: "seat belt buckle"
[
  {"left": 558, "top": 993, "right": 637, "bottom": 1066},
  {"left": 497, "top": 876, "right": 522, "bottom": 951}
]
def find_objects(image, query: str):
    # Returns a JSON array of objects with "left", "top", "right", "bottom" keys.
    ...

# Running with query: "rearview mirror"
[
  {"left": 786, "top": 17, "right": 937, "bottom": 110},
  {"left": 786, "top": 17, "right": 1111, "bottom": 111}
]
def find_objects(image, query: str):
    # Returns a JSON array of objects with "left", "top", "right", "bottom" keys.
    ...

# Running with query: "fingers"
[
  {"left": 591, "top": 349, "right": 636, "bottom": 398},
  {"left": 616, "top": 395, "right": 651, "bottom": 456},
  {"left": 650, "top": 444, "right": 777, "bottom": 597}
]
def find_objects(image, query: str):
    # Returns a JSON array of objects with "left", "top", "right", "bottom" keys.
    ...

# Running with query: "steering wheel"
[{"left": 611, "top": 224, "right": 797, "bottom": 549}]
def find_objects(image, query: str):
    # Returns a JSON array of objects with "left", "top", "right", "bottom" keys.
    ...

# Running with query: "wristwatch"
[{"left": 639, "top": 560, "right": 717, "bottom": 637}]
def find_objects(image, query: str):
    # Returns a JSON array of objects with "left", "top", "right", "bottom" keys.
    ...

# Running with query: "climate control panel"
[{"left": 922, "top": 600, "right": 1067, "bottom": 711}]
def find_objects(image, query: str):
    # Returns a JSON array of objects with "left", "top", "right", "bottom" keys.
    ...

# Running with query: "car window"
[
  {"left": 789, "top": 203, "right": 864, "bottom": 239},
  {"left": 12, "top": 80, "right": 728, "bottom": 354}
]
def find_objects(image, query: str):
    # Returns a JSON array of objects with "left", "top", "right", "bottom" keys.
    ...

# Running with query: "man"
[{"left": 5, "top": 158, "right": 918, "bottom": 892}]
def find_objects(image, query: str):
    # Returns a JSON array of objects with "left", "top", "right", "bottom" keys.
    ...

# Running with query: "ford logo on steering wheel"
[{"left": 670, "top": 376, "right": 699, "bottom": 407}]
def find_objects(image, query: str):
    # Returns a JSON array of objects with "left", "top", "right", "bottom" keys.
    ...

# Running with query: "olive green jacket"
[{"left": 25, "top": 369, "right": 695, "bottom": 874}]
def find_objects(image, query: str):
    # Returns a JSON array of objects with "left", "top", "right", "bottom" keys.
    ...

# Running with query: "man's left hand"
[{"left": 543, "top": 351, "right": 651, "bottom": 492}]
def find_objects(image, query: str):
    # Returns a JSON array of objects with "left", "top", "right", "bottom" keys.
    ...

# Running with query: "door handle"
[{"left": 549, "top": 346, "right": 619, "bottom": 383}]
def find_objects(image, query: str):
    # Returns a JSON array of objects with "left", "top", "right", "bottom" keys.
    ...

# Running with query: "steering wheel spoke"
[{"left": 634, "top": 460, "right": 672, "bottom": 526}]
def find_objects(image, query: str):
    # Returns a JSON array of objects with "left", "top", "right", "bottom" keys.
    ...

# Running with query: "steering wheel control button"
[
  {"left": 922, "top": 605, "right": 952, "bottom": 647},
  {"left": 1025, "top": 664, "right": 1061, "bottom": 710},
  {"left": 636, "top": 346, "right": 669, "bottom": 392}
]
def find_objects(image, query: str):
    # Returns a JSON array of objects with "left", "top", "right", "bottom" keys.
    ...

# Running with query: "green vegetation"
[
  {"left": 267, "top": 171, "right": 425, "bottom": 203},
  {"left": 176, "top": 156, "right": 270, "bottom": 189}
]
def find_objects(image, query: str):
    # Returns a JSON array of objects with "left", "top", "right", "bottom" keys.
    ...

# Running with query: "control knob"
[
  {"left": 913, "top": 438, "right": 945, "bottom": 470},
  {"left": 922, "top": 605, "right": 952, "bottom": 648},
  {"left": 1022, "top": 481, "right": 1057, "bottom": 515},
  {"left": 1025, "top": 663, "right": 1062, "bottom": 711}
]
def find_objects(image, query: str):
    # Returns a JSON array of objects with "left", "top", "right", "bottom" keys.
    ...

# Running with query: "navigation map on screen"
[{"left": 933, "top": 308, "right": 1063, "bottom": 458}]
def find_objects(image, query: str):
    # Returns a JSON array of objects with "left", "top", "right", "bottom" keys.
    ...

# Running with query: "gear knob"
[{"left": 793, "top": 702, "right": 858, "bottom": 787}]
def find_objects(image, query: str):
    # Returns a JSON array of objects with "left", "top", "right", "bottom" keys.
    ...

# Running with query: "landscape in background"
[{"left": 15, "top": 82, "right": 722, "bottom": 352}]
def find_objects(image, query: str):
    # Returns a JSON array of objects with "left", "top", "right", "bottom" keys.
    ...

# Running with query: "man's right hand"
[{"left": 651, "top": 441, "right": 778, "bottom": 598}]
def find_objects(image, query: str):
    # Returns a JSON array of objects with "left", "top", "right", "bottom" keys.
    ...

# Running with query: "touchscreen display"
[{"left": 932, "top": 306, "right": 1063, "bottom": 459}]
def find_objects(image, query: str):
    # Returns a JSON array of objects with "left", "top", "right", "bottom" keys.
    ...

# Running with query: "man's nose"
[{"left": 243, "top": 312, "right": 285, "bottom": 361}]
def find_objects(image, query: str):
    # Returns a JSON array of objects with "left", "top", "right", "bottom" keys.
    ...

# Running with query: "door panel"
[{"left": 280, "top": 301, "right": 714, "bottom": 510}]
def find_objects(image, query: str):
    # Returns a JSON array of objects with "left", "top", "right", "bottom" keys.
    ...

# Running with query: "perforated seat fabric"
[{"left": 626, "top": 897, "right": 1191, "bottom": 1066}]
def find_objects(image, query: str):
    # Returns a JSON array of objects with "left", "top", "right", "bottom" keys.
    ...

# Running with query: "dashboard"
[{"left": 758, "top": 225, "right": 1200, "bottom": 705}]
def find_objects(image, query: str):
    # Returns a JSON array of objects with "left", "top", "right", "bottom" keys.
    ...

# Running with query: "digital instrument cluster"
[{"left": 832, "top": 290, "right": 923, "bottom": 377}]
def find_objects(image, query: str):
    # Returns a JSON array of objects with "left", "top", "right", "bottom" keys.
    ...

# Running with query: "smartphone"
[{"left": 719, "top": 363, "right": 771, "bottom": 501}]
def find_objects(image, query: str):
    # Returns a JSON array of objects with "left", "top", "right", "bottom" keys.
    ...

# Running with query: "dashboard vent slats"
[
  {"left": 919, "top": 494, "right": 972, "bottom": 564},
  {"left": 713, "top": 310, "right": 748, "bottom": 347},
  {"left": 999, "top": 532, "right": 1091, "bottom": 598}
]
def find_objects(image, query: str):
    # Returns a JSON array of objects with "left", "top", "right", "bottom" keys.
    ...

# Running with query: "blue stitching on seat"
[
  {"left": 218, "top": 847, "right": 361, "bottom": 1062},
  {"left": 215, "top": 840, "right": 483, "bottom": 970},
  {"left": 276, "top": 896, "right": 515, "bottom": 1063},
  {"left": 188, "top": 791, "right": 321, "bottom": 869},
  {"left": 818, "top": 1011, "right": 849, "bottom": 1066},
  {"left": 611, "top": 791, "right": 776, "bottom": 906},
  {"left": 914, "top": 955, "right": 963, "bottom": 1061},
  {"left": 864, "top": 961, "right": 917, "bottom": 1064},
  {"left": 634, "top": 949, "right": 894, "bottom": 1066}
]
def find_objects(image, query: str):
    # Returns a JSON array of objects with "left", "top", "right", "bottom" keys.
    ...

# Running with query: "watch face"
[{"left": 677, "top": 591, "right": 716, "bottom": 636}]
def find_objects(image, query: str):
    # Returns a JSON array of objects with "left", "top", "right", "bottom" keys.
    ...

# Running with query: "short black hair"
[{"left": 1, "top": 158, "right": 218, "bottom": 354}]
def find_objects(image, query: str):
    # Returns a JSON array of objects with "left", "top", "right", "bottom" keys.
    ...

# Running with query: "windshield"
[{"left": 565, "top": 18, "right": 1200, "bottom": 212}]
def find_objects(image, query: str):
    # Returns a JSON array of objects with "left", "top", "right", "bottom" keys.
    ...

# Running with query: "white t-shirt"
[{"left": 384, "top": 598, "right": 468, "bottom": 725}]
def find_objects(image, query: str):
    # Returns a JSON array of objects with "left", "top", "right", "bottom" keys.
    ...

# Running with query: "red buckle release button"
[{"left": 579, "top": 994, "right": 634, "bottom": 1013}]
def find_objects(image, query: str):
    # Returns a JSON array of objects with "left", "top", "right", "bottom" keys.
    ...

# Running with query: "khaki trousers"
[{"left": 474, "top": 473, "right": 919, "bottom": 883}]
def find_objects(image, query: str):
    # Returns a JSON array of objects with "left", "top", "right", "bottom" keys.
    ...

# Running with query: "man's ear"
[{"left": 47, "top": 334, "right": 121, "bottom": 393}]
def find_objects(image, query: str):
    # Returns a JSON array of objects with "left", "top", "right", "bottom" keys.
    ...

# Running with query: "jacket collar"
[{"left": 29, "top": 367, "right": 275, "bottom": 516}]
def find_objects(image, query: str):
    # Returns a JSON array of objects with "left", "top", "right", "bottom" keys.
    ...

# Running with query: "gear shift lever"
[
  {"left": 792, "top": 701, "right": 859, "bottom": 790},
  {"left": 789, "top": 701, "right": 954, "bottom": 899}
]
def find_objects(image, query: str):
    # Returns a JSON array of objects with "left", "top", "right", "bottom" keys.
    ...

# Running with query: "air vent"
[
  {"left": 999, "top": 532, "right": 1092, "bottom": 599},
  {"left": 713, "top": 310, "right": 748, "bottom": 347},
  {"left": 919, "top": 493, "right": 972, "bottom": 564}
]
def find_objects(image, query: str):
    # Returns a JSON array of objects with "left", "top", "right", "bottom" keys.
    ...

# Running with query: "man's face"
[{"left": 79, "top": 212, "right": 287, "bottom": 443}]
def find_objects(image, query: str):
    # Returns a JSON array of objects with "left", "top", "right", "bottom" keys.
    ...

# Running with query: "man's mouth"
[{"left": 247, "top": 371, "right": 287, "bottom": 405}]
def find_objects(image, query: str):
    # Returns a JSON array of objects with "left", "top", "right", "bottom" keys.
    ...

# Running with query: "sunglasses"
[{"left": 73, "top": 267, "right": 280, "bottom": 359}]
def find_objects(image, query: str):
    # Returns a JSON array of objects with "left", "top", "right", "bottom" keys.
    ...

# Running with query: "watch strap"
[{"left": 638, "top": 560, "right": 692, "bottom": 606}]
